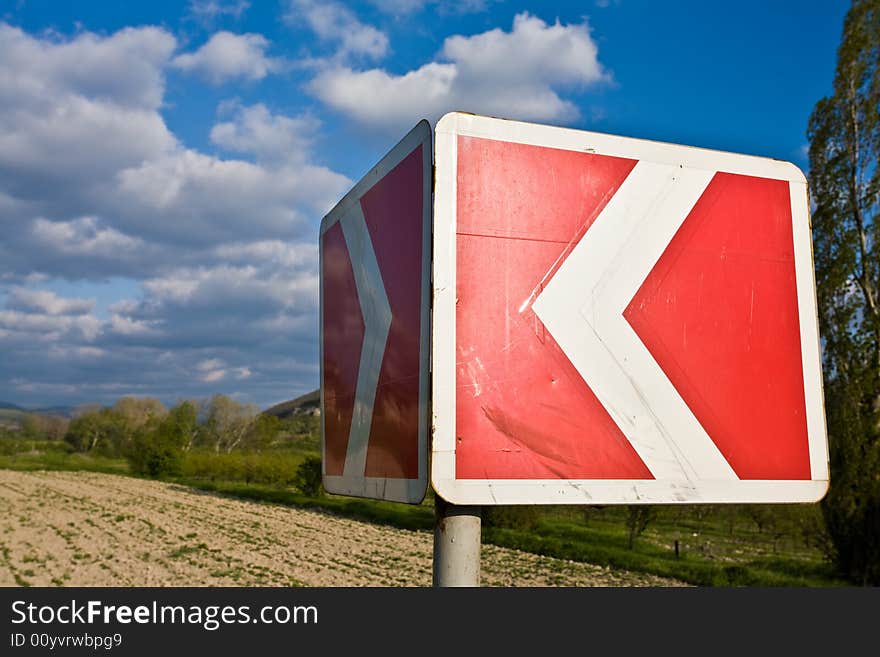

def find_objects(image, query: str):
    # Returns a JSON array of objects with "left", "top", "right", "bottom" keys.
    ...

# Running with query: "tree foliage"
[
  {"left": 113, "top": 397, "right": 167, "bottom": 431},
  {"left": 164, "top": 400, "right": 200, "bottom": 451},
  {"left": 64, "top": 408, "right": 125, "bottom": 455},
  {"left": 21, "top": 413, "right": 69, "bottom": 441},
  {"left": 807, "top": 0, "right": 880, "bottom": 584},
  {"left": 203, "top": 394, "right": 261, "bottom": 453},
  {"left": 126, "top": 401, "right": 192, "bottom": 478}
]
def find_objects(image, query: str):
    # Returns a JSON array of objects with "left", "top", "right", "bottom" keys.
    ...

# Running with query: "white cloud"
[
  {"left": 201, "top": 368, "right": 227, "bottom": 383},
  {"left": 284, "top": 0, "right": 389, "bottom": 61},
  {"left": 194, "top": 359, "right": 251, "bottom": 383},
  {"left": 0, "top": 23, "right": 176, "bottom": 110},
  {"left": 210, "top": 102, "right": 319, "bottom": 165},
  {"left": 369, "top": 0, "right": 492, "bottom": 15},
  {"left": 109, "top": 314, "right": 160, "bottom": 336},
  {"left": 0, "top": 24, "right": 177, "bottom": 208},
  {"left": 31, "top": 217, "right": 143, "bottom": 256},
  {"left": 215, "top": 239, "right": 316, "bottom": 261},
  {"left": 142, "top": 262, "right": 318, "bottom": 313},
  {"left": 6, "top": 289, "right": 95, "bottom": 316},
  {"left": 172, "top": 32, "right": 284, "bottom": 84},
  {"left": 188, "top": 0, "right": 250, "bottom": 23},
  {"left": 0, "top": 27, "right": 341, "bottom": 263},
  {"left": 0, "top": 310, "right": 101, "bottom": 342},
  {"left": 114, "top": 146, "right": 347, "bottom": 245},
  {"left": 443, "top": 13, "right": 605, "bottom": 87},
  {"left": 197, "top": 358, "right": 226, "bottom": 371},
  {"left": 309, "top": 12, "right": 608, "bottom": 130},
  {"left": 0, "top": 23, "right": 349, "bottom": 408},
  {"left": 197, "top": 358, "right": 245, "bottom": 383},
  {"left": 309, "top": 63, "right": 457, "bottom": 126},
  {"left": 369, "top": 0, "right": 426, "bottom": 13},
  {"left": 140, "top": 277, "right": 199, "bottom": 304}
]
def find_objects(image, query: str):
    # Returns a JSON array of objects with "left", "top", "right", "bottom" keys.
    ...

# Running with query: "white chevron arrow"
[
  {"left": 532, "top": 161, "right": 738, "bottom": 482},
  {"left": 339, "top": 201, "right": 391, "bottom": 478}
]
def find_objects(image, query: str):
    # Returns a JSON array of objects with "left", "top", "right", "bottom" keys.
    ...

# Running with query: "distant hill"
[
  {"left": 0, "top": 402, "right": 74, "bottom": 419},
  {"left": 34, "top": 406, "right": 75, "bottom": 417},
  {"left": 263, "top": 389, "right": 320, "bottom": 419},
  {"left": 0, "top": 407, "right": 26, "bottom": 429}
]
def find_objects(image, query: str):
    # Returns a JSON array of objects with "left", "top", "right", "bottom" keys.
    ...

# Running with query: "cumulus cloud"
[
  {"left": 0, "top": 22, "right": 348, "bottom": 268},
  {"left": 140, "top": 260, "right": 319, "bottom": 321},
  {"left": 309, "top": 63, "right": 457, "bottom": 126},
  {"left": 284, "top": 0, "right": 389, "bottom": 61},
  {"left": 172, "top": 31, "right": 285, "bottom": 84},
  {"left": 113, "top": 147, "right": 347, "bottom": 246},
  {"left": 31, "top": 217, "right": 143, "bottom": 256},
  {"left": 210, "top": 102, "right": 319, "bottom": 165},
  {"left": 6, "top": 289, "right": 95, "bottom": 316},
  {"left": 0, "top": 310, "right": 102, "bottom": 342},
  {"left": 0, "top": 24, "right": 177, "bottom": 214},
  {"left": 309, "top": 12, "right": 608, "bottom": 129},
  {"left": 109, "top": 314, "right": 160, "bottom": 337},
  {"left": 0, "top": 23, "right": 176, "bottom": 110},
  {"left": 194, "top": 358, "right": 251, "bottom": 383},
  {"left": 197, "top": 358, "right": 227, "bottom": 382},
  {"left": 0, "top": 23, "right": 349, "bottom": 408}
]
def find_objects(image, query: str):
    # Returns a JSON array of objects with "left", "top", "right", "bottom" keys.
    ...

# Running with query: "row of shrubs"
[
  {"left": 127, "top": 439, "right": 324, "bottom": 497},
  {"left": 181, "top": 451, "right": 323, "bottom": 497},
  {"left": 0, "top": 438, "right": 72, "bottom": 456},
  {"left": 180, "top": 451, "right": 305, "bottom": 486}
]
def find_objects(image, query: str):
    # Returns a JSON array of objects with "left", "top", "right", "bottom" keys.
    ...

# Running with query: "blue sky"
[{"left": 0, "top": 0, "right": 851, "bottom": 410}]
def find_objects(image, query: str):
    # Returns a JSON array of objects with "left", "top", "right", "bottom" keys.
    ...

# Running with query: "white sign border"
[
  {"left": 320, "top": 120, "right": 432, "bottom": 504},
  {"left": 431, "top": 111, "right": 829, "bottom": 505}
]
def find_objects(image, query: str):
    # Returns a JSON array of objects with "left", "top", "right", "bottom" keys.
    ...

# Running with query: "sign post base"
[{"left": 433, "top": 497, "right": 481, "bottom": 587}]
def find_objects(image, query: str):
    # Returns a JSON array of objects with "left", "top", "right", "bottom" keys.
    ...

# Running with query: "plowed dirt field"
[{"left": 0, "top": 470, "right": 687, "bottom": 587}]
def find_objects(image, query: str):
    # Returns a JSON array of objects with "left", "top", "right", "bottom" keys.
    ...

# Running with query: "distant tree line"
[
  {"left": 63, "top": 395, "right": 270, "bottom": 458},
  {"left": 52, "top": 394, "right": 316, "bottom": 480}
]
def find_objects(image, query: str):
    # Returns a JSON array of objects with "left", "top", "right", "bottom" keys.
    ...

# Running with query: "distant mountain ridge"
[
  {"left": 0, "top": 401, "right": 74, "bottom": 417},
  {"left": 262, "top": 389, "right": 320, "bottom": 419}
]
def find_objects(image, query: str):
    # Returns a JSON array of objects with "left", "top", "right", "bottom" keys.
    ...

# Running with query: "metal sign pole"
[{"left": 433, "top": 496, "right": 481, "bottom": 587}]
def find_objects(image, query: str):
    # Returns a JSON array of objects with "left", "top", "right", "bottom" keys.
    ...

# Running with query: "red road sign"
[
  {"left": 431, "top": 112, "right": 829, "bottom": 505},
  {"left": 320, "top": 120, "right": 431, "bottom": 503}
]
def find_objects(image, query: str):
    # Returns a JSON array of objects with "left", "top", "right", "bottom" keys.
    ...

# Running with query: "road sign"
[
  {"left": 431, "top": 112, "right": 829, "bottom": 505},
  {"left": 320, "top": 120, "right": 431, "bottom": 504}
]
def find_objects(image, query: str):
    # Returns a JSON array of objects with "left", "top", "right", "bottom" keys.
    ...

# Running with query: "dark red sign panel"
[{"left": 320, "top": 121, "right": 431, "bottom": 504}]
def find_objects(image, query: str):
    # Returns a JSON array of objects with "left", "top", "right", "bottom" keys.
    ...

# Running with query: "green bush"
[
  {"left": 125, "top": 413, "right": 188, "bottom": 478},
  {"left": 127, "top": 430, "right": 183, "bottom": 478},
  {"left": 292, "top": 455, "right": 323, "bottom": 497}
]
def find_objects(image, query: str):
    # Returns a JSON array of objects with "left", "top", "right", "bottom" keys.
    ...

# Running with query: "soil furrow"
[{"left": 0, "top": 470, "right": 688, "bottom": 587}]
